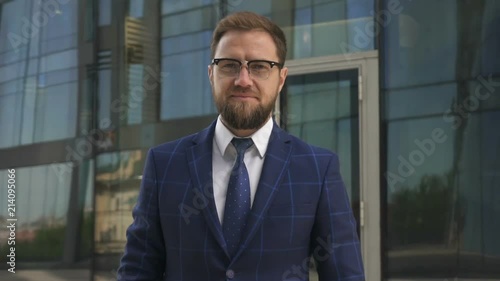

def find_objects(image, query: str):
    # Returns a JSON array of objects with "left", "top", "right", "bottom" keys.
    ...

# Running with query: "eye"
[
  {"left": 220, "top": 62, "right": 240, "bottom": 71},
  {"left": 250, "top": 62, "right": 269, "bottom": 72}
]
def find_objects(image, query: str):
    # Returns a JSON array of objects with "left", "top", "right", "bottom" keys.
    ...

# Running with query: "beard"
[{"left": 215, "top": 88, "right": 277, "bottom": 130}]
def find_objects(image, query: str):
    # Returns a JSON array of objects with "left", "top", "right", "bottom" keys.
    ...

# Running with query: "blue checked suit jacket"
[{"left": 118, "top": 120, "right": 365, "bottom": 281}]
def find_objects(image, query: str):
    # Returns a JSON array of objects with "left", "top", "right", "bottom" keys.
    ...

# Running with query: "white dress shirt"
[{"left": 212, "top": 115, "right": 273, "bottom": 225}]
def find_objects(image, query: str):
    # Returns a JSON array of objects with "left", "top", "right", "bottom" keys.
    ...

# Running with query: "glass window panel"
[
  {"left": 382, "top": 0, "right": 499, "bottom": 90},
  {"left": 84, "top": 0, "right": 95, "bottom": 41},
  {"left": 480, "top": 2, "right": 500, "bottom": 76},
  {"left": 44, "top": 67, "right": 78, "bottom": 87},
  {"left": 0, "top": 93, "right": 22, "bottom": 148},
  {"left": 0, "top": 163, "right": 73, "bottom": 261},
  {"left": 225, "top": 0, "right": 375, "bottom": 58},
  {"left": 40, "top": 49, "right": 78, "bottom": 73},
  {"left": 98, "top": 68, "right": 112, "bottom": 129},
  {"left": 40, "top": 34, "right": 77, "bottom": 55},
  {"left": 34, "top": 82, "right": 78, "bottom": 142},
  {"left": 456, "top": 112, "right": 500, "bottom": 275},
  {"left": 283, "top": 70, "right": 360, "bottom": 280},
  {"left": 385, "top": 118, "right": 457, "bottom": 277},
  {"left": 27, "top": 58, "right": 39, "bottom": 75},
  {"left": 0, "top": 78, "right": 22, "bottom": 96},
  {"left": 28, "top": 29, "right": 41, "bottom": 59},
  {"left": 0, "top": 0, "right": 31, "bottom": 54},
  {"left": 41, "top": 0, "right": 78, "bottom": 40},
  {"left": 161, "top": 6, "right": 214, "bottom": 37},
  {"left": 480, "top": 112, "right": 500, "bottom": 257},
  {"left": 161, "top": 50, "right": 214, "bottom": 120},
  {"left": 95, "top": 151, "right": 145, "bottom": 254},
  {"left": 382, "top": 0, "right": 500, "bottom": 277},
  {"left": 129, "top": 0, "right": 144, "bottom": 18},
  {"left": 161, "top": 30, "right": 212, "bottom": 56},
  {"left": 99, "top": 0, "right": 112, "bottom": 26},
  {"left": 79, "top": 160, "right": 95, "bottom": 260},
  {"left": 470, "top": 76, "right": 500, "bottom": 112},
  {"left": 20, "top": 77, "right": 37, "bottom": 145},
  {"left": 127, "top": 64, "right": 144, "bottom": 125},
  {"left": 0, "top": 61, "right": 26, "bottom": 84},
  {"left": 284, "top": 69, "right": 360, "bottom": 222},
  {"left": 386, "top": 83, "right": 457, "bottom": 120},
  {"left": 230, "top": 1, "right": 271, "bottom": 15},
  {"left": 162, "top": 0, "right": 212, "bottom": 15}
]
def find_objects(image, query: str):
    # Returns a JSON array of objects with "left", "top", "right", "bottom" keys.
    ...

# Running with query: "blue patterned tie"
[{"left": 223, "top": 137, "right": 254, "bottom": 257}]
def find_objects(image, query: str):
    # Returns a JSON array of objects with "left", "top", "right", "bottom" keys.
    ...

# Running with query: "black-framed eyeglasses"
[{"left": 211, "top": 58, "right": 283, "bottom": 80}]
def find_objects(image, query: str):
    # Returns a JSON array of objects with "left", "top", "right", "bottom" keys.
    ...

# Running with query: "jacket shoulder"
[{"left": 149, "top": 133, "right": 197, "bottom": 155}]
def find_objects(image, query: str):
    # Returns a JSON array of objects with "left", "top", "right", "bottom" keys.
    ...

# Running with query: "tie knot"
[{"left": 231, "top": 138, "right": 254, "bottom": 155}]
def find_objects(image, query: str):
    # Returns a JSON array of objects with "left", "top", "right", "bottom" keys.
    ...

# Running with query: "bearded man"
[{"left": 118, "top": 11, "right": 365, "bottom": 281}]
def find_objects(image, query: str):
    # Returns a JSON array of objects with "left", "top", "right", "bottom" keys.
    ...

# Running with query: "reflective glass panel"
[
  {"left": 283, "top": 69, "right": 360, "bottom": 280},
  {"left": 94, "top": 150, "right": 145, "bottom": 255},
  {"left": 0, "top": 0, "right": 79, "bottom": 148},
  {"left": 382, "top": 0, "right": 500, "bottom": 278},
  {"left": 160, "top": 1, "right": 216, "bottom": 120},
  {"left": 0, "top": 163, "right": 73, "bottom": 261}
]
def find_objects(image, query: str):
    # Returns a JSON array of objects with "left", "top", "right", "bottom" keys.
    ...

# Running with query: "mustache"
[{"left": 229, "top": 86, "right": 257, "bottom": 94}]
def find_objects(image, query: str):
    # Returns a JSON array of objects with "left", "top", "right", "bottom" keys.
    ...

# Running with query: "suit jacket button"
[{"left": 226, "top": 269, "right": 235, "bottom": 279}]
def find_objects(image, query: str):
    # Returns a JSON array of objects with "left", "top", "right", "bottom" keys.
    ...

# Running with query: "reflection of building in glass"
[
  {"left": 0, "top": 0, "right": 499, "bottom": 280},
  {"left": 94, "top": 150, "right": 143, "bottom": 254}
]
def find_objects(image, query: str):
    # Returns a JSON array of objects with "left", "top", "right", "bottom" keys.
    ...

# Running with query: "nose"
[{"left": 234, "top": 66, "right": 253, "bottom": 87}]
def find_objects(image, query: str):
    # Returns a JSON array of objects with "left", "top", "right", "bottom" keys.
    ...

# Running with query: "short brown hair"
[{"left": 210, "top": 11, "right": 287, "bottom": 65}]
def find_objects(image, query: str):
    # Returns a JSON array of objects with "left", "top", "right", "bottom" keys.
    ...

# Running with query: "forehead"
[{"left": 214, "top": 29, "right": 279, "bottom": 61}]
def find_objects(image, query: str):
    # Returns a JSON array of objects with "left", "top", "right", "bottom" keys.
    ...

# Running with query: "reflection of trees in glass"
[
  {"left": 448, "top": 0, "right": 486, "bottom": 246},
  {"left": 0, "top": 225, "right": 66, "bottom": 261},
  {"left": 389, "top": 174, "right": 454, "bottom": 247},
  {"left": 78, "top": 212, "right": 94, "bottom": 259}
]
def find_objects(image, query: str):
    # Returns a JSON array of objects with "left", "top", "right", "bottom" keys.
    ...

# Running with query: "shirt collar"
[{"left": 214, "top": 115, "right": 273, "bottom": 159}]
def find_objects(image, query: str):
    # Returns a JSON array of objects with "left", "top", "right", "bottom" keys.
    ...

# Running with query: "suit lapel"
[
  {"left": 186, "top": 121, "right": 230, "bottom": 258},
  {"left": 234, "top": 123, "right": 292, "bottom": 259}
]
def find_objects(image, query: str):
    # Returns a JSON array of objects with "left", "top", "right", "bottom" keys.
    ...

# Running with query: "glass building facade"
[{"left": 0, "top": 0, "right": 498, "bottom": 280}]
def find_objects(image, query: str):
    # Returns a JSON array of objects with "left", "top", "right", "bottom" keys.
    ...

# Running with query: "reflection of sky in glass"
[
  {"left": 0, "top": 0, "right": 79, "bottom": 148},
  {"left": 128, "top": 64, "right": 144, "bottom": 124},
  {"left": 0, "top": 163, "right": 72, "bottom": 229},
  {"left": 83, "top": 160, "right": 95, "bottom": 211},
  {"left": 99, "top": 0, "right": 112, "bottom": 26},
  {"left": 291, "top": 0, "right": 375, "bottom": 58},
  {"left": 129, "top": 0, "right": 144, "bottom": 18},
  {"left": 160, "top": 4, "right": 214, "bottom": 121}
]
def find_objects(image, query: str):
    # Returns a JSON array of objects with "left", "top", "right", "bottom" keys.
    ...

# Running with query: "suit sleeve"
[
  {"left": 117, "top": 149, "right": 166, "bottom": 281},
  {"left": 311, "top": 154, "right": 365, "bottom": 281}
]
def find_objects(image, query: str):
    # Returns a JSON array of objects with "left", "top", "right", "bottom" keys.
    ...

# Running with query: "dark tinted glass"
[{"left": 381, "top": 0, "right": 500, "bottom": 278}]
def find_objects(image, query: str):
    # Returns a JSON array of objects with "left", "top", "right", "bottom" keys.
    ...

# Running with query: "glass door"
[
  {"left": 282, "top": 69, "right": 361, "bottom": 235},
  {"left": 278, "top": 51, "right": 381, "bottom": 281}
]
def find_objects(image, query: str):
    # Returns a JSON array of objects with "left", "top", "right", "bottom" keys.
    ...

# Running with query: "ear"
[
  {"left": 277, "top": 66, "right": 288, "bottom": 93},
  {"left": 208, "top": 64, "right": 214, "bottom": 86}
]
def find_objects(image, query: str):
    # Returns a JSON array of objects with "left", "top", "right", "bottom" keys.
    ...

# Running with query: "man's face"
[{"left": 208, "top": 30, "right": 288, "bottom": 131}]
